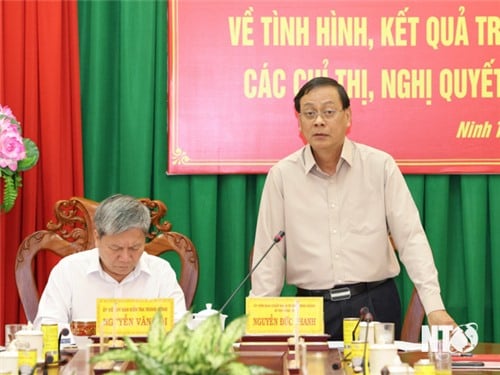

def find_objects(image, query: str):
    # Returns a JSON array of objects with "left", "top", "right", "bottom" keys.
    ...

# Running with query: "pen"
[{"left": 452, "top": 362, "right": 485, "bottom": 367}]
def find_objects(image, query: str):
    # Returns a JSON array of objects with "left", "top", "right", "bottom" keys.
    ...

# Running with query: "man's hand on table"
[{"left": 427, "top": 310, "right": 457, "bottom": 328}]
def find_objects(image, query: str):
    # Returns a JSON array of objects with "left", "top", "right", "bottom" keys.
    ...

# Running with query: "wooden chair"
[
  {"left": 15, "top": 196, "right": 199, "bottom": 323},
  {"left": 400, "top": 287, "right": 426, "bottom": 342},
  {"left": 389, "top": 235, "right": 426, "bottom": 342}
]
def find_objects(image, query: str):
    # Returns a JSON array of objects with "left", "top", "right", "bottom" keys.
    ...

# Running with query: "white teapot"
[{"left": 189, "top": 303, "right": 227, "bottom": 330}]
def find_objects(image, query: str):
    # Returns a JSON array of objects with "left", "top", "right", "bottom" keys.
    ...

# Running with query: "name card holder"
[
  {"left": 95, "top": 298, "right": 174, "bottom": 337},
  {"left": 242, "top": 297, "right": 327, "bottom": 353}
]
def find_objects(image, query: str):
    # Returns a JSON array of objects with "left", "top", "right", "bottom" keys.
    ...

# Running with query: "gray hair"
[{"left": 94, "top": 194, "right": 151, "bottom": 237}]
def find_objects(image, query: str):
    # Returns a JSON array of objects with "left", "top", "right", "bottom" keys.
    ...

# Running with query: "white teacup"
[
  {"left": 15, "top": 329, "right": 43, "bottom": 363},
  {"left": 369, "top": 343, "right": 400, "bottom": 375},
  {"left": 0, "top": 350, "right": 19, "bottom": 374},
  {"left": 358, "top": 321, "right": 377, "bottom": 343}
]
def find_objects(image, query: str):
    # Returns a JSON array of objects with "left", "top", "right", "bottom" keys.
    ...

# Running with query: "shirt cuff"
[{"left": 420, "top": 293, "right": 445, "bottom": 315}]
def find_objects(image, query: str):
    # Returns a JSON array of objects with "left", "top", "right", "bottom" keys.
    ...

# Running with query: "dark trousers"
[{"left": 298, "top": 279, "right": 402, "bottom": 341}]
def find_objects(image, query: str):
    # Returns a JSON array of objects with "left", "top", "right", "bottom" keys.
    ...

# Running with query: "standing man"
[
  {"left": 250, "top": 77, "right": 455, "bottom": 340},
  {"left": 34, "top": 194, "right": 187, "bottom": 327}
]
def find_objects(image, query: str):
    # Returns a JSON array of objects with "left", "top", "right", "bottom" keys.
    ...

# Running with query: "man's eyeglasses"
[{"left": 300, "top": 109, "right": 343, "bottom": 121}]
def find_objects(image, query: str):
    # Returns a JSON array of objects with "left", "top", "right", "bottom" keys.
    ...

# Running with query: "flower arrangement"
[
  {"left": 90, "top": 312, "right": 272, "bottom": 375},
  {"left": 0, "top": 105, "right": 39, "bottom": 212}
]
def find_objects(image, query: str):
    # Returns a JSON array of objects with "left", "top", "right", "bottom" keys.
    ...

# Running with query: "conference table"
[
  {"left": 238, "top": 343, "right": 500, "bottom": 375},
  {"left": 53, "top": 342, "right": 500, "bottom": 374},
  {"left": 399, "top": 344, "right": 500, "bottom": 375}
]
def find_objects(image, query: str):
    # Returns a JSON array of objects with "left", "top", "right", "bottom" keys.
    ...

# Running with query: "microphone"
[
  {"left": 219, "top": 230, "right": 285, "bottom": 313},
  {"left": 30, "top": 327, "right": 71, "bottom": 375},
  {"left": 58, "top": 328, "right": 70, "bottom": 364},
  {"left": 361, "top": 309, "right": 373, "bottom": 375},
  {"left": 351, "top": 306, "right": 370, "bottom": 341}
]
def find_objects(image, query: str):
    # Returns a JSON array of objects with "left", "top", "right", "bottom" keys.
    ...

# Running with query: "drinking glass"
[
  {"left": 4, "top": 324, "right": 26, "bottom": 346},
  {"left": 374, "top": 322, "right": 395, "bottom": 344}
]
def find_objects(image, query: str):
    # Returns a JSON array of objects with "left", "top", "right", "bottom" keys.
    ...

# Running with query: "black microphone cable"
[
  {"left": 58, "top": 328, "right": 70, "bottom": 365},
  {"left": 30, "top": 327, "right": 71, "bottom": 375}
]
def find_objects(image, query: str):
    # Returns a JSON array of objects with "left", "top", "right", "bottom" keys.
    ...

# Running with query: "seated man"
[{"left": 34, "top": 194, "right": 187, "bottom": 327}]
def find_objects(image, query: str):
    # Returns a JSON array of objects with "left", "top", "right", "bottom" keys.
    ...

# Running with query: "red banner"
[{"left": 168, "top": 1, "right": 499, "bottom": 174}]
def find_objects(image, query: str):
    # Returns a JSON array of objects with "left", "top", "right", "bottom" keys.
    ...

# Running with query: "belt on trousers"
[{"left": 296, "top": 279, "right": 389, "bottom": 302}]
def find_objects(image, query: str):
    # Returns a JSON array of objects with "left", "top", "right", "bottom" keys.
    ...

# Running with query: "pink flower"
[
  {"left": 1, "top": 104, "right": 39, "bottom": 212},
  {"left": 0, "top": 120, "right": 26, "bottom": 172},
  {"left": 0, "top": 105, "right": 14, "bottom": 119}
]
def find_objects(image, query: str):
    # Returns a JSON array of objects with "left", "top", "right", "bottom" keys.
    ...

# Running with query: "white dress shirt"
[
  {"left": 250, "top": 139, "right": 445, "bottom": 314},
  {"left": 34, "top": 248, "right": 187, "bottom": 327}
]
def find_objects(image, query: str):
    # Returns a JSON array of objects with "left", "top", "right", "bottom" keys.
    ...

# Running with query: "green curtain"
[{"left": 78, "top": 1, "right": 500, "bottom": 342}]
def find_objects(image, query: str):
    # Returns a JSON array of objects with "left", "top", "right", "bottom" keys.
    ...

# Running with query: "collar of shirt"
[
  {"left": 303, "top": 138, "right": 355, "bottom": 174},
  {"left": 85, "top": 248, "right": 153, "bottom": 283}
]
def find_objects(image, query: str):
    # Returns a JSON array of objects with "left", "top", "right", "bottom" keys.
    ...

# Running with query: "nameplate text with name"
[
  {"left": 96, "top": 298, "right": 174, "bottom": 336},
  {"left": 245, "top": 297, "right": 324, "bottom": 335}
]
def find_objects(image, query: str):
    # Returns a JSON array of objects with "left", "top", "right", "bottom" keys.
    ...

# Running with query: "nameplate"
[
  {"left": 96, "top": 298, "right": 174, "bottom": 336},
  {"left": 245, "top": 297, "right": 324, "bottom": 335}
]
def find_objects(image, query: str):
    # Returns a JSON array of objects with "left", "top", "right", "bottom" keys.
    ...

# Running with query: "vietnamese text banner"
[{"left": 168, "top": 1, "right": 499, "bottom": 174}]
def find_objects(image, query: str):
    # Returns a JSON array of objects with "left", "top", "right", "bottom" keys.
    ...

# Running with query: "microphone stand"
[
  {"left": 30, "top": 328, "right": 70, "bottom": 375},
  {"left": 58, "top": 328, "right": 70, "bottom": 366},
  {"left": 219, "top": 231, "right": 285, "bottom": 314},
  {"left": 352, "top": 307, "right": 369, "bottom": 342},
  {"left": 361, "top": 314, "right": 373, "bottom": 375}
]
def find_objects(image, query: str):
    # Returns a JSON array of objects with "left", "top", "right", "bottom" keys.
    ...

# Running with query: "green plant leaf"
[
  {"left": 90, "top": 313, "right": 273, "bottom": 375},
  {"left": 146, "top": 310, "right": 166, "bottom": 348},
  {"left": 132, "top": 349, "right": 170, "bottom": 375},
  {"left": 220, "top": 315, "right": 247, "bottom": 353},
  {"left": 1, "top": 175, "right": 18, "bottom": 213},
  {"left": 158, "top": 312, "right": 191, "bottom": 362},
  {"left": 181, "top": 315, "right": 221, "bottom": 369},
  {"left": 0, "top": 167, "right": 14, "bottom": 177},
  {"left": 205, "top": 351, "right": 238, "bottom": 371},
  {"left": 90, "top": 347, "right": 136, "bottom": 364},
  {"left": 17, "top": 138, "right": 40, "bottom": 171},
  {"left": 193, "top": 314, "right": 223, "bottom": 352},
  {"left": 248, "top": 365, "right": 277, "bottom": 375},
  {"left": 221, "top": 361, "right": 253, "bottom": 375}
]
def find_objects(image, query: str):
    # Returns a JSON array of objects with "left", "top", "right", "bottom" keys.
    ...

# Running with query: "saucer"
[{"left": 61, "top": 345, "right": 79, "bottom": 355}]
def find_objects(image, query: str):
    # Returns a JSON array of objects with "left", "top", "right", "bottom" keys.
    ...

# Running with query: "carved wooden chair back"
[{"left": 15, "top": 196, "right": 199, "bottom": 322}]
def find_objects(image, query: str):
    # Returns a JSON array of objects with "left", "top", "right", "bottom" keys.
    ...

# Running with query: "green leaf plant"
[{"left": 90, "top": 311, "right": 275, "bottom": 375}]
